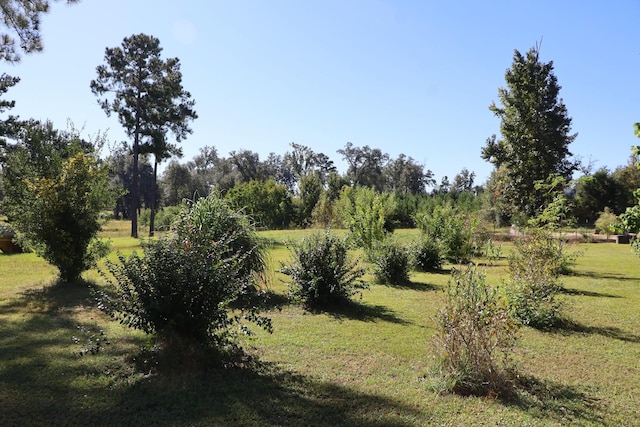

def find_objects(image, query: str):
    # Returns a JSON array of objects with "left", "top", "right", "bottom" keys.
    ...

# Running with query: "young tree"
[
  {"left": 1, "top": 121, "right": 115, "bottom": 283},
  {"left": 481, "top": 44, "right": 578, "bottom": 220},
  {"left": 91, "top": 33, "right": 196, "bottom": 237}
]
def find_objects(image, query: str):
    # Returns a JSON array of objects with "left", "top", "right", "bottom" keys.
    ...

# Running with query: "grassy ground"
[{"left": 0, "top": 221, "right": 639, "bottom": 426}]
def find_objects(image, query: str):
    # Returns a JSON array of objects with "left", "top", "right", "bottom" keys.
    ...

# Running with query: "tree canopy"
[
  {"left": 91, "top": 33, "right": 196, "bottom": 237},
  {"left": 482, "top": 45, "right": 578, "bottom": 220}
]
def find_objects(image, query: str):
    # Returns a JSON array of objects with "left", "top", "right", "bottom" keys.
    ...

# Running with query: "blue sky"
[{"left": 6, "top": 0, "right": 640, "bottom": 185}]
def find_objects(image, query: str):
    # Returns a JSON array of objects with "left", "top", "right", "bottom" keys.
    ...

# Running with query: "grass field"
[{"left": 0, "top": 221, "right": 639, "bottom": 426}]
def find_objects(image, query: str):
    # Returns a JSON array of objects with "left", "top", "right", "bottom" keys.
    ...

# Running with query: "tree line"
[{"left": 1, "top": 1, "right": 640, "bottom": 286}]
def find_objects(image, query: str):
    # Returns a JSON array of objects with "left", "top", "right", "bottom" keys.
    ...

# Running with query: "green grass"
[{"left": 0, "top": 221, "right": 639, "bottom": 425}]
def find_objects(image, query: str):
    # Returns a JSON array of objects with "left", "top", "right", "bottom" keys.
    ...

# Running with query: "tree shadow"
[
  {"left": 380, "top": 279, "right": 440, "bottom": 292},
  {"left": 502, "top": 374, "right": 603, "bottom": 426},
  {"left": 0, "top": 297, "right": 422, "bottom": 426},
  {"left": 548, "top": 319, "right": 640, "bottom": 343},
  {"left": 568, "top": 270, "right": 640, "bottom": 282},
  {"left": 307, "top": 299, "right": 410, "bottom": 325},
  {"left": 560, "top": 287, "right": 621, "bottom": 298},
  {"left": 1, "top": 278, "right": 97, "bottom": 315}
]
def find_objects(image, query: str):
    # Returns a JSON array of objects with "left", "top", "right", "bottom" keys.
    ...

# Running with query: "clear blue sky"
[{"left": 6, "top": 0, "right": 640, "bottom": 185}]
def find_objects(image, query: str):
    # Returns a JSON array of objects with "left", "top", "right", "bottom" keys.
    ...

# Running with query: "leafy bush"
[
  {"left": 505, "top": 229, "right": 573, "bottom": 328},
  {"left": 594, "top": 207, "right": 618, "bottom": 237},
  {"left": 97, "top": 195, "right": 271, "bottom": 358},
  {"left": 410, "top": 236, "right": 442, "bottom": 272},
  {"left": 138, "top": 205, "right": 182, "bottom": 231},
  {"left": 280, "top": 230, "right": 367, "bottom": 308},
  {"left": 370, "top": 238, "right": 411, "bottom": 285},
  {"left": 414, "top": 205, "right": 478, "bottom": 264},
  {"left": 338, "top": 186, "right": 395, "bottom": 251},
  {"left": 482, "top": 239, "right": 502, "bottom": 266},
  {"left": 432, "top": 266, "right": 517, "bottom": 396},
  {"left": 1, "top": 122, "right": 115, "bottom": 283}
]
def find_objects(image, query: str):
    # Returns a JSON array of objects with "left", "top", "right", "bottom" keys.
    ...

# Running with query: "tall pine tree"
[{"left": 482, "top": 44, "right": 578, "bottom": 221}]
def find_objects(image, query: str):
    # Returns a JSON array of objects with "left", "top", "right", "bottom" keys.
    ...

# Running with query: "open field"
[{"left": 0, "top": 221, "right": 639, "bottom": 426}]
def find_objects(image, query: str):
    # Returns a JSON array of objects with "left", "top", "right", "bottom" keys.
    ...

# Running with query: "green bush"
[
  {"left": 97, "top": 195, "right": 271, "bottom": 358},
  {"left": 410, "top": 236, "right": 443, "bottom": 272},
  {"left": 414, "top": 205, "right": 478, "bottom": 264},
  {"left": 280, "top": 230, "right": 367, "bottom": 308},
  {"left": 338, "top": 186, "right": 395, "bottom": 251},
  {"left": 594, "top": 207, "right": 618, "bottom": 237},
  {"left": 432, "top": 266, "right": 517, "bottom": 396},
  {"left": 482, "top": 239, "right": 502, "bottom": 266},
  {"left": 138, "top": 205, "right": 182, "bottom": 231},
  {"left": 369, "top": 238, "right": 411, "bottom": 285},
  {"left": 505, "top": 229, "right": 573, "bottom": 328}
]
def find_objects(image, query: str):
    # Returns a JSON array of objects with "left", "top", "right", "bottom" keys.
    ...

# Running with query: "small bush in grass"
[
  {"left": 505, "top": 229, "right": 573, "bottom": 328},
  {"left": 414, "top": 205, "right": 478, "bottom": 264},
  {"left": 280, "top": 230, "right": 367, "bottom": 308},
  {"left": 432, "top": 266, "right": 518, "bottom": 396},
  {"left": 96, "top": 195, "right": 271, "bottom": 365},
  {"left": 410, "top": 236, "right": 443, "bottom": 272},
  {"left": 482, "top": 239, "right": 502, "bottom": 266},
  {"left": 370, "top": 238, "right": 411, "bottom": 285}
]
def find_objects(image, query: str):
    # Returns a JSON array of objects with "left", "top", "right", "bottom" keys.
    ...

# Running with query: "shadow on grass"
[
  {"left": 549, "top": 318, "right": 640, "bottom": 343},
  {"left": 307, "top": 299, "right": 410, "bottom": 325},
  {"left": 503, "top": 374, "right": 603, "bottom": 426},
  {"left": 568, "top": 270, "right": 640, "bottom": 282},
  {"left": 0, "top": 289, "right": 422, "bottom": 426},
  {"left": 380, "top": 279, "right": 440, "bottom": 291},
  {"left": 560, "top": 287, "right": 621, "bottom": 298},
  {"left": 0, "top": 277, "right": 98, "bottom": 315},
  {"left": 106, "top": 361, "right": 422, "bottom": 426}
]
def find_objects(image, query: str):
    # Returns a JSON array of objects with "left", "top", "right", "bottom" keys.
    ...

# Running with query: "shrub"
[
  {"left": 414, "top": 205, "right": 478, "bottom": 264},
  {"left": 594, "top": 207, "right": 618, "bottom": 237},
  {"left": 505, "top": 229, "right": 573, "bottom": 328},
  {"left": 97, "top": 195, "right": 271, "bottom": 358},
  {"left": 432, "top": 266, "right": 517, "bottom": 396},
  {"left": 482, "top": 239, "right": 502, "bottom": 266},
  {"left": 435, "top": 266, "right": 517, "bottom": 395},
  {"left": 1, "top": 122, "right": 116, "bottom": 283},
  {"left": 138, "top": 205, "right": 182, "bottom": 231},
  {"left": 338, "top": 186, "right": 395, "bottom": 251},
  {"left": 280, "top": 230, "right": 367, "bottom": 308},
  {"left": 410, "top": 236, "right": 443, "bottom": 272},
  {"left": 370, "top": 238, "right": 411, "bottom": 285}
]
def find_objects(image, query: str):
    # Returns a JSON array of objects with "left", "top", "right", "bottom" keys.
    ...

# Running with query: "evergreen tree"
[
  {"left": 91, "top": 33, "right": 196, "bottom": 237},
  {"left": 0, "top": 0, "right": 78, "bottom": 62},
  {"left": 482, "top": 44, "right": 578, "bottom": 220}
]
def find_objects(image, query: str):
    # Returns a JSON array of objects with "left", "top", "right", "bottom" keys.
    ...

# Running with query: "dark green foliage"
[
  {"left": 0, "top": 0, "right": 78, "bottom": 62},
  {"left": 414, "top": 205, "right": 478, "bottom": 264},
  {"left": 280, "top": 230, "right": 367, "bottom": 308},
  {"left": 482, "top": 45, "right": 578, "bottom": 220},
  {"left": 410, "top": 236, "right": 442, "bottom": 272},
  {"left": 505, "top": 229, "right": 574, "bottom": 328},
  {"left": 225, "top": 179, "right": 294, "bottom": 229},
  {"left": 97, "top": 195, "right": 270, "bottom": 354},
  {"left": 137, "top": 205, "right": 181, "bottom": 231},
  {"left": 91, "top": 33, "right": 197, "bottom": 237},
  {"left": 432, "top": 266, "right": 518, "bottom": 396},
  {"left": 1, "top": 122, "right": 114, "bottom": 283},
  {"left": 369, "top": 238, "right": 411, "bottom": 285}
]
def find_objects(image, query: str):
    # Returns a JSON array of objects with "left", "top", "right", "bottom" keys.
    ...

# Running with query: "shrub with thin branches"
[
  {"left": 505, "top": 229, "right": 575, "bottom": 328},
  {"left": 432, "top": 266, "right": 518, "bottom": 396}
]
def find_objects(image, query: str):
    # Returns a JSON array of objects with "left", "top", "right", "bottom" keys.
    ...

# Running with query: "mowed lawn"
[{"left": 0, "top": 222, "right": 639, "bottom": 426}]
